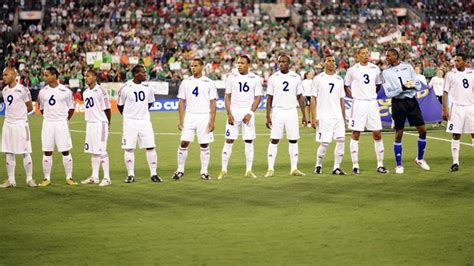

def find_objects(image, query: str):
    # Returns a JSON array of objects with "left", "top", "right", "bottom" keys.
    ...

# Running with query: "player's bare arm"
[
  {"left": 344, "top": 85, "right": 353, "bottom": 98},
  {"left": 297, "top": 94, "right": 307, "bottom": 126},
  {"left": 208, "top": 99, "right": 216, "bottom": 132},
  {"left": 340, "top": 97, "right": 346, "bottom": 126},
  {"left": 117, "top": 104, "right": 124, "bottom": 115},
  {"left": 265, "top": 95, "right": 273, "bottom": 129},
  {"left": 104, "top": 109, "right": 111, "bottom": 125},
  {"left": 310, "top": 96, "right": 318, "bottom": 129},
  {"left": 67, "top": 108, "right": 74, "bottom": 120},
  {"left": 243, "top": 95, "right": 261, "bottom": 125},
  {"left": 442, "top": 91, "right": 449, "bottom": 121},
  {"left": 25, "top": 101, "right": 33, "bottom": 113},
  {"left": 177, "top": 99, "right": 186, "bottom": 131},
  {"left": 225, "top": 93, "right": 234, "bottom": 125}
]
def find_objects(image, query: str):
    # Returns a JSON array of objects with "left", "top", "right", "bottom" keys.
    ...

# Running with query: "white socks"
[
  {"left": 451, "top": 139, "right": 460, "bottom": 165},
  {"left": 43, "top": 155, "right": 53, "bottom": 180},
  {"left": 6, "top": 153, "right": 15, "bottom": 184},
  {"left": 146, "top": 149, "right": 158, "bottom": 176},
  {"left": 245, "top": 142, "right": 254, "bottom": 172},
  {"left": 289, "top": 142, "right": 299, "bottom": 171},
  {"left": 350, "top": 139, "right": 359, "bottom": 169},
  {"left": 62, "top": 154, "right": 73, "bottom": 179},
  {"left": 221, "top": 142, "right": 233, "bottom": 171},
  {"left": 316, "top": 143, "right": 329, "bottom": 167},
  {"left": 124, "top": 150, "right": 135, "bottom": 176},
  {"left": 177, "top": 146, "right": 188, "bottom": 172},
  {"left": 267, "top": 143, "right": 278, "bottom": 171},
  {"left": 101, "top": 154, "right": 110, "bottom": 180},
  {"left": 23, "top": 154, "right": 33, "bottom": 181},
  {"left": 91, "top": 155, "right": 101, "bottom": 178},
  {"left": 374, "top": 139, "right": 385, "bottom": 168},
  {"left": 200, "top": 146, "right": 210, "bottom": 174},
  {"left": 334, "top": 138, "right": 345, "bottom": 170}
]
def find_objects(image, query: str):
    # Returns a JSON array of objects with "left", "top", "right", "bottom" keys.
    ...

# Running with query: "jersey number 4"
[{"left": 192, "top": 87, "right": 199, "bottom": 97}]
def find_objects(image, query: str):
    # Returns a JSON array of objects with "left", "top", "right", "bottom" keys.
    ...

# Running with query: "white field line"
[{"left": 404, "top": 132, "right": 473, "bottom": 147}]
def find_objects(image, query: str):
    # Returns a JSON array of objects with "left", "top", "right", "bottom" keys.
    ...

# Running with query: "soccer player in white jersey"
[
  {"left": 344, "top": 47, "right": 389, "bottom": 175},
  {"left": 172, "top": 58, "right": 217, "bottom": 181},
  {"left": 442, "top": 53, "right": 474, "bottom": 172},
  {"left": 80, "top": 70, "right": 112, "bottom": 186},
  {"left": 302, "top": 71, "right": 315, "bottom": 126},
  {"left": 0, "top": 67, "right": 36, "bottom": 188},
  {"left": 264, "top": 54, "right": 307, "bottom": 177},
  {"left": 217, "top": 55, "right": 262, "bottom": 179},
  {"left": 310, "top": 55, "right": 347, "bottom": 175},
  {"left": 118, "top": 64, "right": 162, "bottom": 183},
  {"left": 37, "top": 67, "right": 76, "bottom": 186}
]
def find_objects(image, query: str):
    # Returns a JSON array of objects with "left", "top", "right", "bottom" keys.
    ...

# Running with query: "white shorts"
[
  {"left": 85, "top": 122, "right": 109, "bottom": 155},
  {"left": 316, "top": 118, "right": 346, "bottom": 143},
  {"left": 42, "top": 120, "right": 73, "bottom": 152},
  {"left": 181, "top": 113, "right": 214, "bottom": 144},
  {"left": 270, "top": 108, "right": 299, "bottom": 140},
  {"left": 225, "top": 108, "right": 256, "bottom": 140},
  {"left": 446, "top": 104, "right": 474, "bottom": 134},
  {"left": 122, "top": 119, "right": 155, "bottom": 149},
  {"left": 2, "top": 122, "right": 32, "bottom": 154},
  {"left": 349, "top": 99, "right": 382, "bottom": 131}
]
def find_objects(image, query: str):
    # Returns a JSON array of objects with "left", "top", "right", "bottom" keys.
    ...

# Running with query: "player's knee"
[
  {"left": 452, "top": 134, "right": 461, "bottom": 140},
  {"left": 146, "top": 147, "right": 155, "bottom": 151},
  {"left": 373, "top": 131, "right": 382, "bottom": 140},
  {"left": 61, "top": 151, "right": 70, "bottom": 156},
  {"left": 320, "top": 142, "right": 329, "bottom": 148},
  {"left": 125, "top": 149, "right": 134, "bottom": 153},
  {"left": 200, "top": 143, "right": 209, "bottom": 148},
  {"left": 44, "top": 151, "right": 53, "bottom": 156},
  {"left": 351, "top": 131, "right": 361, "bottom": 140},
  {"left": 336, "top": 137, "right": 345, "bottom": 144},
  {"left": 270, "top": 139, "right": 279, "bottom": 144},
  {"left": 244, "top": 140, "right": 253, "bottom": 144},
  {"left": 288, "top": 139, "right": 298, "bottom": 144},
  {"left": 180, "top": 141, "right": 189, "bottom": 148},
  {"left": 226, "top": 139, "right": 235, "bottom": 144}
]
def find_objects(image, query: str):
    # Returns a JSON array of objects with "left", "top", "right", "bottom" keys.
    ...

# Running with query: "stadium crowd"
[{"left": 2, "top": 0, "right": 473, "bottom": 90}]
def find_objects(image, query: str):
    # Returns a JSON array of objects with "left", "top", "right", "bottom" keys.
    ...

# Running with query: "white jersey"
[
  {"left": 267, "top": 70, "right": 303, "bottom": 109},
  {"left": 429, "top": 76, "right": 444, "bottom": 96},
  {"left": 2, "top": 83, "right": 31, "bottom": 124},
  {"left": 225, "top": 71, "right": 263, "bottom": 110},
  {"left": 38, "top": 84, "right": 74, "bottom": 121},
  {"left": 344, "top": 62, "right": 382, "bottom": 100},
  {"left": 444, "top": 68, "right": 474, "bottom": 106},
  {"left": 312, "top": 72, "right": 345, "bottom": 119},
  {"left": 83, "top": 84, "right": 111, "bottom": 123},
  {"left": 178, "top": 75, "right": 217, "bottom": 114},
  {"left": 117, "top": 80, "right": 155, "bottom": 120},
  {"left": 302, "top": 79, "right": 313, "bottom": 97}
]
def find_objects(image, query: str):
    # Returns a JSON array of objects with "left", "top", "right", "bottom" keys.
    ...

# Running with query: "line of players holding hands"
[{"left": 1, "top": 48, "right": 473, "bottom": 188}]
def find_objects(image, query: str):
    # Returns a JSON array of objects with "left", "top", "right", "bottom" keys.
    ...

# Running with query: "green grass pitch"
[{"left": 1, "top": 111, "right": 473, "bottom": 265}]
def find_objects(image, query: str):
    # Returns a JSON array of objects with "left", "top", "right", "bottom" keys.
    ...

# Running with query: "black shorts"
[
  {"left": 391, "top": 97, "right": 425, "bottom": 130},
  {"left": 305, "top": 96, "right": 311, "bottom": 106}
]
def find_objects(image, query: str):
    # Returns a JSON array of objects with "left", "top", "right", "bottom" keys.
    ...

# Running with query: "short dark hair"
[
  {"left": 193, "top": 58, "right": 204, "bottom": 65},
  {"left": 387, "top": 48, "right": 399, "bottom": 59},
  {"left": 86, "top": 69, "right": 97, "bottom": 77},
  {"left": 456, "top": 53, "right": 467, "bottom": 61},
  {"left": 324, "top": 54, "right": 335, "bottom": 61},
  {"left": 46, "top": 67, "right": 59, "bottom": 78},
  {"left": 304, "top": 71, "right": 312, "bottom": 79},
  {"left": 277, "top": 53, "right": 290, "bottom": 61},
  {"left": 239, "top": 55, "right": 251, "bottom": 64},
  {"left": 132, "top": 64, "right": 145, "bottom": 76}
]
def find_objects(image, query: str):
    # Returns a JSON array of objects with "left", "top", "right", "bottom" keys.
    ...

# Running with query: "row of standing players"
[{"left": 1, "top": 49, "right": 473, "bottom": 188}]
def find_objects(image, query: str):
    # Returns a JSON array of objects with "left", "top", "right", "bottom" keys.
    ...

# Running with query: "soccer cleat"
[
  {"left": 264, "top": 169, "right": 274, "bottom": 177},
  {"left": 81, "top": 177, "right": 99, "bottom": 184},
  {"left": 124, "top": 175, "right": 135, "bottom": 183},
  {"left": 414, "top": 159, "right": 431, "bottom": 171},
  {"left": 352, "top": 167, "right": 360, "bottom": 175},
  {"left": 245, "top": 171, "right": 257, "bottom": 178},
  {"left": 151, "top": 175, "right": 163, "bottom": 183},
  {"left": 200, "top": 173, "right": 211, "bottom": 181},
  {"left": 99, "top": 178, "right": 112, "bottom": 187},
  {"left": 0, "top": 180, "right": 16, "bottom": 188},
  {"left": 290, "top": 169, "right": 306, "bottom": 176},
  {"left": 66, "top": 178, "right": 78, "bottom": 186},
  {"left": 377, "top": 166, "right": 389, "bottom": 174},
  {"left": 171, "top": 171, "right": 184, "bottom": 180},
  {"left": 450, "top": 163, "right": 459, "bottom": 172},
  {"left": 332, "top": 168, "right": 346, "bottom": 175},
  {"left": 26, "top": 180, "right": 38, "bottom": 187},
  {"left": 39, "top": 179, "right": 51, "bottom": 187},
  {"left": 314, "top": 166, "right": 322, "bottom": 174},
  {"left": 217, "top": 171, "right": 228, "bottom": 180},
  {"left": 395, "top": 166, "right": 404, "bottom": 174}
]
